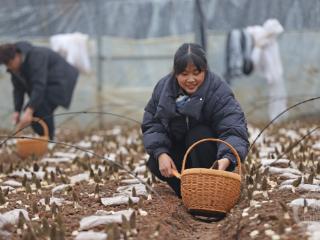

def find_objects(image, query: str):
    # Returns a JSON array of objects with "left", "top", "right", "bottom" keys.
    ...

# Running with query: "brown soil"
[{"left": 0, "top": 123, "right": 314, "bottom": 240}]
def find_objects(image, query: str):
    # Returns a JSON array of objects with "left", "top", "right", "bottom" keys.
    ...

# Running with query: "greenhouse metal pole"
[
  {"left": 96, "top": 36, "right": 103, "bottom": 120},
  {"left": 194, "top": 0, "right": 207, "bottom": 52},
  {"left": 96, "top": 2, "right": 103, "bottom": 128}
]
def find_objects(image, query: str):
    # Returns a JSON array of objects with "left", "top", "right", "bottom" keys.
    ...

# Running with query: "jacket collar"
[
  {"left": 154, "top": 74, "right": 177, "bottom": 119},
  {"left": 155, "top": 71, "right": 211, "bottom": 120}
]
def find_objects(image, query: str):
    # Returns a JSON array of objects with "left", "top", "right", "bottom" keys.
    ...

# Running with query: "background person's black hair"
[
  {"left": 173, "top": 43, "right": 208, "bottom": 75},
  {"left": 0, "top": 44, "right": 17, "bottom": 65}
]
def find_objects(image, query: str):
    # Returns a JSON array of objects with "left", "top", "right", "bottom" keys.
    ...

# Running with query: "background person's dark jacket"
[
  {"left": 141, "top": 71, "right": 249, "bottom": 169},
  {"left": 10, "top": 41, "right": 78, "bottom": 112}
]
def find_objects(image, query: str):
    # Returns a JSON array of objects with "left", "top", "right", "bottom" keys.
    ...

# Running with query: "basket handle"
[
  {"left": 172, "top": 169, "right": 181, "bottom": 179},
  {"left": 173, "top": 138, "right": 242, "bottom": 178},
  {"left": 17, "top": 117, "right": 49, "bottom": 139}
]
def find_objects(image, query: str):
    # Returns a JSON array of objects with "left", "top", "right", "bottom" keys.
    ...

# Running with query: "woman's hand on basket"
[
  {"left": 158, "top": 153, "right": 177, "bottom": 178},
  {"left": 216, "top": 158, "right": 231, "bottom": 170}
]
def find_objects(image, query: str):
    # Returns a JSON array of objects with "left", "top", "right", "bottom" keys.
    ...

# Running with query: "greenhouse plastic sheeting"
[{"left": 0, "top": 0, "right": 319, "bottom": 38}]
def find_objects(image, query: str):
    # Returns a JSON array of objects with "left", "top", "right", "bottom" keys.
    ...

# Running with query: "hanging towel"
[
  {"left": 50, "top": 32, "right": 91, "bottom": 74},
  {"left": 246, "top": 19, "right": 286, "bottom": 120}
]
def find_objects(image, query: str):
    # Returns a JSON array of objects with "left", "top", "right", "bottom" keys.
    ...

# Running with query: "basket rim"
[
  {"left": 181, "top": 168, "right": 241, "bottom": 181},
  {"left": 17, "top": 135, "right": 49, "bottom": 143}
]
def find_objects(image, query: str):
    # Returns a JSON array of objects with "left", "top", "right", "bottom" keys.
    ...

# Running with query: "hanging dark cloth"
[{"left": 224, "top": 29, "right": 254, "bottom": 84}]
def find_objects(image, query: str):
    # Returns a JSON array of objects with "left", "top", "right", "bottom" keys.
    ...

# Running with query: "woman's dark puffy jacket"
[{"left": 141, "top": 71, "right": 249, "bottom": 169}]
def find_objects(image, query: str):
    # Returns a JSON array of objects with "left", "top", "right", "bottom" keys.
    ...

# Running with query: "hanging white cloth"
[
  {"left": 246, "top": 19, "right": 287, "bottom": 120},
  {"left": 50, "top": 32, "right": 91, "bottom": 74}
]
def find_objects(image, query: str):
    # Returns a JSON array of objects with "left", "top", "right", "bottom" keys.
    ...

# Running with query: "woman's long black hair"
[{"left": 173, "top": 43, "right": 208, "bottom": 75}]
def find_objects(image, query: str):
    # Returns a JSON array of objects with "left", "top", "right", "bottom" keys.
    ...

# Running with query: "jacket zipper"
[{"left": 186, "top": 116, "right": 190, "bottom": 130}]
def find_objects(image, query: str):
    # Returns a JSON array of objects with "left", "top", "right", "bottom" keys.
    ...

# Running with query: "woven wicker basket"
[
  {"left": 16, "top": 117, "right": 49, "bottom": 159},
  {"left": 172, "top": 138, "right": 241, "bottom": 216}
]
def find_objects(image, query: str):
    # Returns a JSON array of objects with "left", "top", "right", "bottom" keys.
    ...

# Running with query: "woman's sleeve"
[
  {"left": 141, "top": 83, "right": 172, "bottom": 160},
  {"left": 210, "top": 82, "right": 249, "bottom": 169},
  {"left": 11, "top": 76, "right": 25, "bottom": 112}
]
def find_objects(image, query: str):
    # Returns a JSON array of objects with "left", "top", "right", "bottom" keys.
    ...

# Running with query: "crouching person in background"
[{"left": 0, "top": 42, "right": 79, "bottom": 139}]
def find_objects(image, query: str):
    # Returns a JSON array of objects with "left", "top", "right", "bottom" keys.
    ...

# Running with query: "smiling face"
[{"left": 176, "top": 62, "right": 206, "bottom": 95}]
